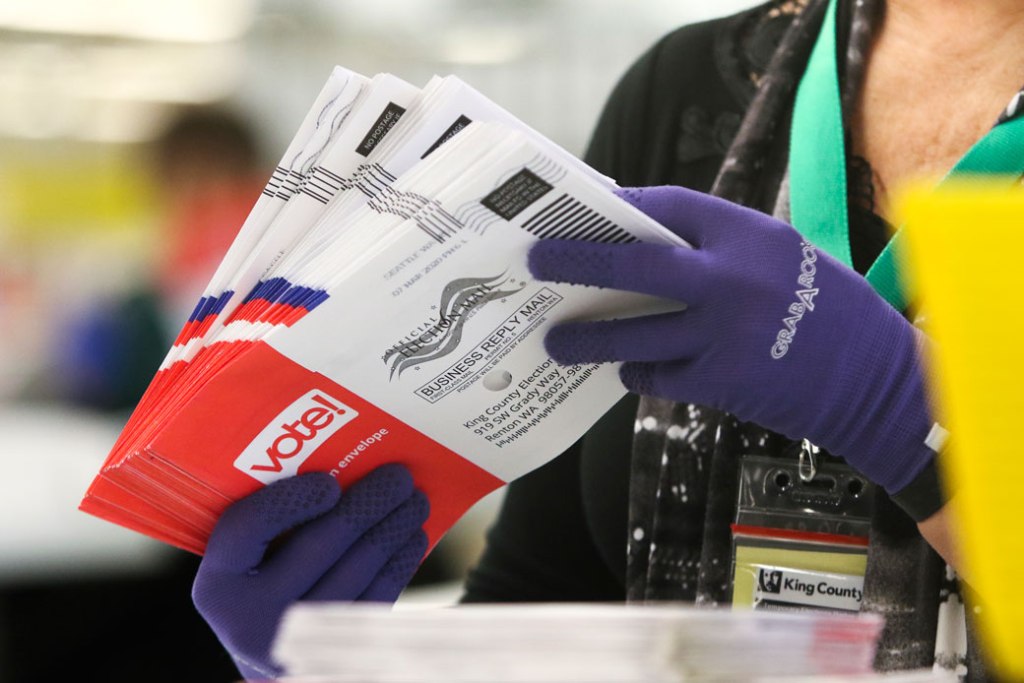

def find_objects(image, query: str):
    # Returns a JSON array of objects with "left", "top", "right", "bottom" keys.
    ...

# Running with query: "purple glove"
[
  {"left": 193, "top": 464, "right": 429, "bottom": 681},
  {"left": 529, "top": 185, "right": 937, "bottom": 496}
]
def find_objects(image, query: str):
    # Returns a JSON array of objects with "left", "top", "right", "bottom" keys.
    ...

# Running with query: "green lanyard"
[{"left": 789, "top": 0, "right": 1024, "bottom": 311}]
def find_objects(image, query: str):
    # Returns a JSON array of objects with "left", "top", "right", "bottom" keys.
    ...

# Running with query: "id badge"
[{"left": 731, "top": 454, "right": 874, "bottom": 613}]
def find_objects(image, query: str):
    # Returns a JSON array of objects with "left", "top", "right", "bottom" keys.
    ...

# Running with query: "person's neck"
[
  {"left": 881, "top": 0, "right": 1024, "bottom": 68},
  {"left": 849, "top": 0, "right": 1024, "bottom": 219}
]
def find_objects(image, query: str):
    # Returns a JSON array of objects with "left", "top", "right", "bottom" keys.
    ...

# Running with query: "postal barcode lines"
[
  {"left": 263, "top": 166, "right": 288, "bottom": 197},
  {"left": 301, "top": 167, "right": 351, "bottom": 204},
  {"left": 365, "top": 187, "right": 462, "bottom": 245},
  {"left": 523, "top": 194, "right": 636, "bottom": 244},
  {"left": 355, "top": 163, "right": 398, "bottom": 199},
  {"left": 276, "top": 170, "right": 305, "bottom": 199},
  {"left": 415, "top": 206, "right": 460, "bottom": 244}
]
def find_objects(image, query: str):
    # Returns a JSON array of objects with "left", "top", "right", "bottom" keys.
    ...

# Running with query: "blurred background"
[{"left": 0, "top": 1, "right": 759, "bottom": 680}]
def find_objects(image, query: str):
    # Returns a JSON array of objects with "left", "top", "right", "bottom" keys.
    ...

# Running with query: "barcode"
[
  {"left": 301, "top": 166, "right": 351, "bottom": 204},
  {"left": 353, "top": 163, "right": 398, "bottom": 199},
  {"left": 414, "top": 201, "right": 461, "bottom": 243},
  {"left": 522, "top": 193, "right": 636, "bottom": 243},
  {"left": 263, "top": 166, "right": 288, "bottom": 197},
  {"left": 276, "top": 169, "right": 304, "bottom": 200},
  {"left": 366, "top": 185, "right": 462, "bottom": 245}
]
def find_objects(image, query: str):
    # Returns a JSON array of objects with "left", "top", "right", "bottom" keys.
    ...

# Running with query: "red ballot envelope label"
[{"left": 150, "top": 340, "right": 504, "bottom": 550}]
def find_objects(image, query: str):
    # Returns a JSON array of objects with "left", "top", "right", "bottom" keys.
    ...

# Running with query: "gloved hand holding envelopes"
[{"left": 79, "top": 66, "right": 688, "bottom": 555}]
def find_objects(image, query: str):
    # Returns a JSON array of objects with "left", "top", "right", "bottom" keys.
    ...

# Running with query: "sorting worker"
[{"left": 191, "top": 0, "right": 1020, "bottom": 680}]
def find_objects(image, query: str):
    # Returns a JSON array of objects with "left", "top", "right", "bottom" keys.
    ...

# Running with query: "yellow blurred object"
[
  {"left": 897, "top": 180, "right": 1024, "bottom": 679},
  {"left": 0, "top": 144, "right": 157, "bottom": 241}
]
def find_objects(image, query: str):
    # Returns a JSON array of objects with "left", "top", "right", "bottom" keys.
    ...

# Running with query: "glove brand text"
[{"left": 771, "top": 241, "right": 820, "bottom": 359}]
